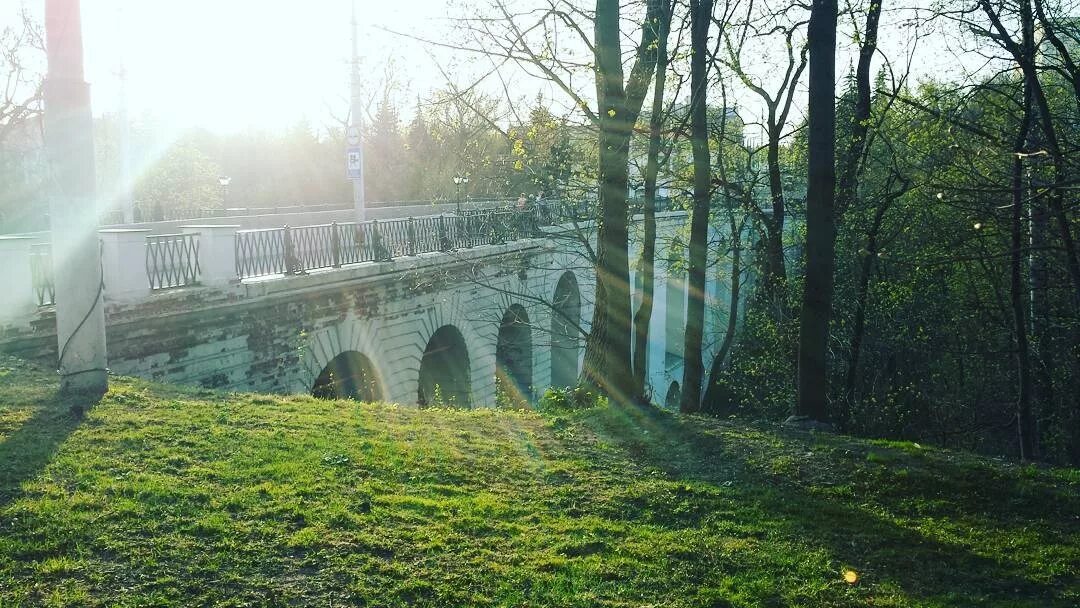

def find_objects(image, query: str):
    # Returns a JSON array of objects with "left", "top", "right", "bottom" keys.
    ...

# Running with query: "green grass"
[{"left": 0, "top": 356, "right": 1076, "bottom": 607}]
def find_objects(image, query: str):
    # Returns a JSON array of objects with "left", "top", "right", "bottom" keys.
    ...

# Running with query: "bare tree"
[
  {"left": 721, "top": 3, "right": 808, "bottom": 314},
  {"left": 0, "top": 8, "right": 42, "bottom": 146},
  {"left": 0, "top": 8, "right": 45, "bottom": 230},
  {"left": 632, "top": 0, "right": 678, "bottom": 402}
]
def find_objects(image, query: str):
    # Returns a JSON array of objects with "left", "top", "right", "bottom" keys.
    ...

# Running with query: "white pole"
[
  {"left": 44, "top": 0, "right": 108, "bottom": 395},
  {"left": 349, "top": 0, "right": 366, "bottom": 221},
  {"left": 118, "top": 62, "right": 133, "bottom": 224}
]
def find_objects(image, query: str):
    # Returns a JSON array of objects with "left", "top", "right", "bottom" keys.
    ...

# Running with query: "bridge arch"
[
  {"left": 495, "top": 304, "right": 533, "bottom": 404},
  {"left": 297, "top": 318, "right": 392, "bottom": 400},
  {"left": 550, "top": 271, "right": 581, "bottom": 388},
  {"left": 418, "top": 324, "right": 471, "bottom": 407},
  {"left": 311, "top": 351, "right": 384, "bottom": 402},
  {"left": 665, "top": 381, "right": 681, "bottom": 410}
]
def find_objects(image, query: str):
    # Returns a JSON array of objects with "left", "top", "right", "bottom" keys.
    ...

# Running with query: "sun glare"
[{"left": 78, "top": 1, "right": 447, "bottom": 134}]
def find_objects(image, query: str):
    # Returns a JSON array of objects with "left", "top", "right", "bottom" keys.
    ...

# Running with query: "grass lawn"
[{"left": 0, "top": 355, "right": 1077, "bottom": 607}]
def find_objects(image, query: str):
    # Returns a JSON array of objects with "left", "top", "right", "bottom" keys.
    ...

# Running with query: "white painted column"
[
  {"left": 182, "top": 225, "right": 239, "bottom": 287},
  {"left": 0, "top": 237, "right": 37, "bottom": 324},
  {"left": 99, "top": 229, "right": 151, "bottom": 303},
  {"left": 44, "top": 0, "right": 108, "bottom": 393}
]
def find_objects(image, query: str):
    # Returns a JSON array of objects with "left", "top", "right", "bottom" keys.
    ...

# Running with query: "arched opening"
[
  {"left": 312, "top": 351, "right": 383, "bottom": 402},
  {"left": 495, "top": 304, "right": 533, "bottom": 405},
  {"left": 665, "top": 381, "right": 681, "bottom": 410},
  {"left": 550, "top": 271, "right": 581, "bottom": 388},
  {"left": 418, "top": 325, "right": 471, "bottom": 407}
]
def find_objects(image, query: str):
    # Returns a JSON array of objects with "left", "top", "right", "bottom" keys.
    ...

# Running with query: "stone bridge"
[{"left": 0, "top": 202, "right": 736, "bottom": 407}]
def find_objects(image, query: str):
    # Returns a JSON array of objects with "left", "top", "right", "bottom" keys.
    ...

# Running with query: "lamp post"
[
  {"left": 218, "top": 176, "right": 231, "bottom": 211},
  {"left": 453, "top": 174, "right": 469, "bottom": 216}
]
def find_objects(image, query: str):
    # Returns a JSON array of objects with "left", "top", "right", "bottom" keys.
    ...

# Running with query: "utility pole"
[
  {"left": 44, "top": 0, "right": 108, "bottom": 395},
  {"left": 347, "top": 0, "right": 366, "bottom": 221},
  {"left": 117, "top": 61, "right": 134, "bottom": 224}
]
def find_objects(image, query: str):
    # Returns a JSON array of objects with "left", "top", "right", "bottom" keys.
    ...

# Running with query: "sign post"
[{"left": 346, "top": 147, "right": 363, "bottom": 180}]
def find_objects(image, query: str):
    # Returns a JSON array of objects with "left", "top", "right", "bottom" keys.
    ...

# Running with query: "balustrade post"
[
  {"left": 182, "top": 225, "right": 238, "bottom": 286},
  {"left": 438, "top": 215, "right": 451, "bottom": 252},
  {"left": 372, "top": 219, "right": 392, "bottom": 262},
  {"left": 283, "top": 224, "right": 300, "bottom": 275},
  {"left": 458, "top": 214, "right": 469, "bottom": 249},
  {"left": 331, "top": 221, "right": 342, "bottom": 268},
  {"left": 407, "top": 217, "right": 417, "bottom": 256},
  {"left": 490, "top": 211, "right": 505, "bottom": 245},
  {"left": 0, "top": 236, "right": 37, "bottom": 324},
  {"left": 100, "top": 229, "right": 152, "bottom": 302}
]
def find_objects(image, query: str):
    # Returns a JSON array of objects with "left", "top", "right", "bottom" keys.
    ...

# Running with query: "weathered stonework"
[{"left": 0, "top": 211, "right": 735, "bottom": 407}]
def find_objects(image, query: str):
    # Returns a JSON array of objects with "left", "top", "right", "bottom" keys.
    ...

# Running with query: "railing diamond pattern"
[
  {"left": 146, "top": 233, "right": 201, "bottom": 290},
  {"left": 234, "top": 202, "right": 565, "bottom": 280},
  {"left": 29, "top": 243, "right": 55, "bottom": 306}
]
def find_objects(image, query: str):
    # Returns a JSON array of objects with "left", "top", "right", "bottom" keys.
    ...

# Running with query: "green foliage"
[
  {"left": 132, "top": 137, "right": 222, "bottom": 220},
  {"left": 537, "top": 385, "right": 606, "bottom": 412},
  {"left": 721, "top": 64, "right": 1080, "bottom": 463},
  {"left": 714, "top": 296, "right": 800, "bottom": 419}
]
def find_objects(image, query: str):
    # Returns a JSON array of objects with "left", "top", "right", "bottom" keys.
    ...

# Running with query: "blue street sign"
[{"left": 346, "top": 146, "right": 363, "bottom": 180}]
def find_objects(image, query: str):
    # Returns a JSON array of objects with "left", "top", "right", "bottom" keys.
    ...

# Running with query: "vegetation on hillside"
[{"left": 1, "top": 357, "right": 1076, "bottom": 607}]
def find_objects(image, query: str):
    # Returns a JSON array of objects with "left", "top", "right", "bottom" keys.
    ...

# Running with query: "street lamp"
[
  {"left": 218, "top": 176, "right": 231, "bottom": 211},
  {"left": 453, "top": 174, "right": 469, "bottom": 216}
]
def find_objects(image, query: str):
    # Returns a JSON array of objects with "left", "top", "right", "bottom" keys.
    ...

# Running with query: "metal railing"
[
  {"left": 630, "top": 195, "right": 680, "bottom": 214},
  {"left": 29, "top": 243, "right": 54, "bottom": 306},
  {"left": 130, "top": 203, "right": 353, "bottom": 223},
  {"left": 235, "top": 203, "right": 562, "bottom": 280},
  {"left": 146, "top": 233, "right": 201, "bottom": 290}
]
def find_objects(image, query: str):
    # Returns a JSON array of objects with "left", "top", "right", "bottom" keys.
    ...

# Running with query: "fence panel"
[
  {"left": 233, "top": 201, "right": 583, "bottom": 280},
  {"left": 236, "top": 228, "right": 287, "bottom": 278},
  {"left": 146, "top": 233, "right": 201, "bottom": 290},
  {"left": 29, "top": 243, "right": 55, "bottom": 306}
]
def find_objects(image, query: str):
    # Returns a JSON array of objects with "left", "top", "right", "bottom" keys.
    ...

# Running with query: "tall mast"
[
  {"left": 117, "top": 55, "right": 133, "bottom": 224},
  {"left": 349, "top": 0, "right": 366, "bottom": 220},
  {"left": 44, "top": 0, "right": 108, "bottom": 394}
]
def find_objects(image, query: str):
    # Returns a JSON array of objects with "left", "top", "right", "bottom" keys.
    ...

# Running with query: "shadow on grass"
[
  {"left": 574, "top": 402, "right": 1077, "bottom": 606},
  {"left": 0, "top": 390, "right": 99, "bottom": 510}
]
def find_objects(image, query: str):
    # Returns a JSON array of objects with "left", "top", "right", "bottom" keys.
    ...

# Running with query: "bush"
[{"left": 538, "top": 385, "right": 606, "bottom": 412}]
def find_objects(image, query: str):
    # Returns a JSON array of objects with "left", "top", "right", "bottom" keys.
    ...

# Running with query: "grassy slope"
[{"left": 0, "top": 356, "right": 1076, "bottom": 607}]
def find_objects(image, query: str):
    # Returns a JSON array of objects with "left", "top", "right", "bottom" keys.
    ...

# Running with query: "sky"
[
  {"left": 72, "top": 0, "right": 457, "bottom": 133},
  {"left": 5, "top": 0, "right": 983, "bottom": 138}
]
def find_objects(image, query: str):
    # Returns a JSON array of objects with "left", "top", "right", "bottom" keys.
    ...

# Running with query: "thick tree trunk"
[
  {"left": 795, "top": 0, "right": 838, "bottom": 422},
  {"left": 837, "top": 0, "right": 883, "bottom": 429},
  {"left": 582, "top": 0, "right": 663, "bottom": 400},
  {"left": 584, "top": 110, "right": 635, "bottom": 399},
  {"left": 761, "top": 129, "right": 787, "bottom": 312},
  {"left": 681, "top": 0, "right": 713, "bottom": 413},
  {"left": 1012, "top": 102, "right": 1036, "bottom": 461},
  {"left": 631, "top": 0, "right": 672, "bottom": 403},
  {"left": 1028, "top": 178, "right": 1056, "bottom": 447},
  {"left": 1014, "top": 1, "right": 1038, "bottom": 460},
  {"left": 702, "top": 209, "right": 743, "bottom": 412}
]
